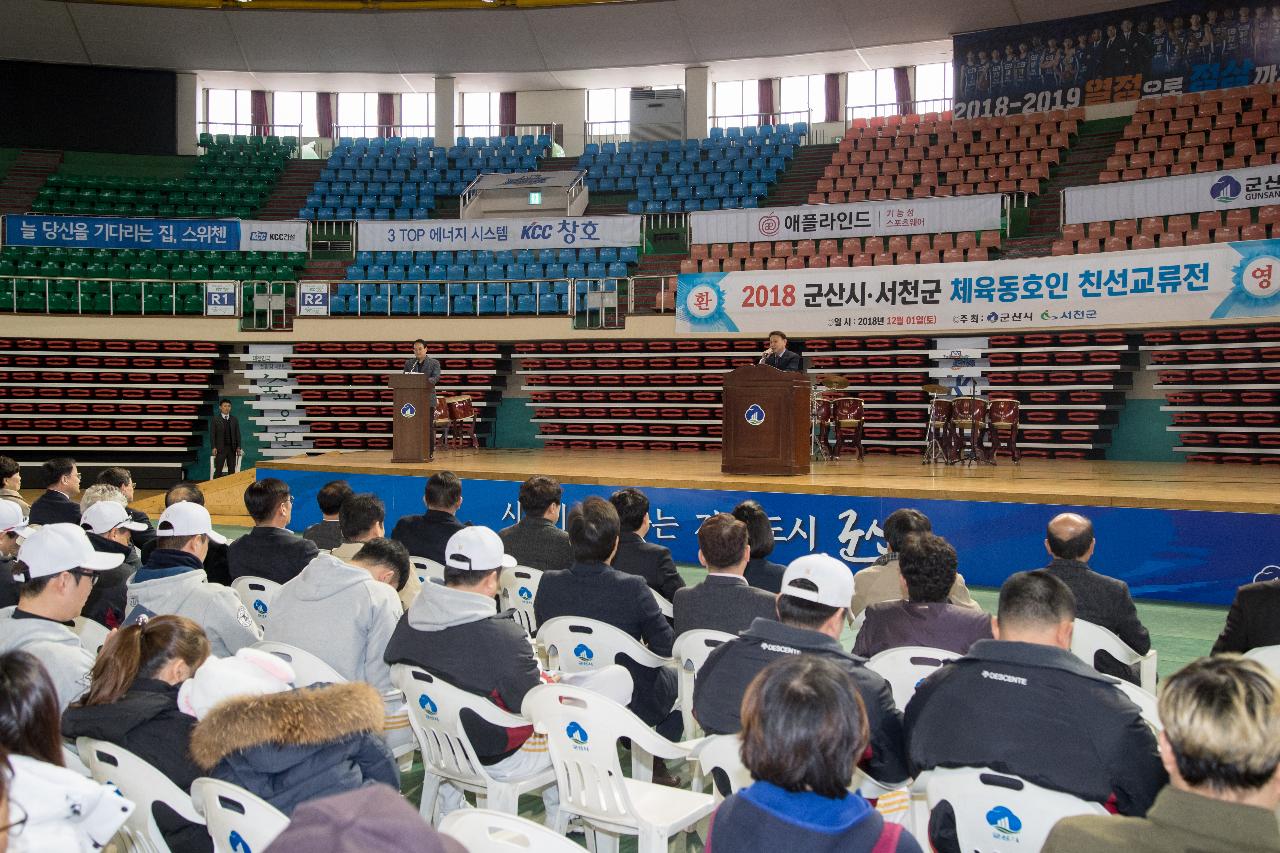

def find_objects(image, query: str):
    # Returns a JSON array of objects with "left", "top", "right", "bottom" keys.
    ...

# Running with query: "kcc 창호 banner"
[{"left": 357, "top": 215, "right": 641, "bottom": 252}]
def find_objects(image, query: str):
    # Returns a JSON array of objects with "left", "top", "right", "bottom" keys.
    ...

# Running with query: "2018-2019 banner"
[
  {"left": 356, "top": 215, "right": 641, "bottom": 252},
  {"left": 1, "top": 214, "right": 308, "bottom": 252},
  {"left": 676, "top": 238, "right": 1280, "bottom": 334},
  {"left": 688, "top": 196, "right": 1003, "bottom": 245},
  {"left": 1064, "top": 163, "right": 1280, "bottom": 223}
]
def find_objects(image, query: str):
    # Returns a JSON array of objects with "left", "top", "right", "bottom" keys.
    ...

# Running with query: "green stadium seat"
[{"left": 114, "top": 293, "right": 141, "bottom": 314}]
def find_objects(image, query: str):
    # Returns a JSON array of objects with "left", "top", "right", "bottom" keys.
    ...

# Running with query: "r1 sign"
[
  {"left": 297, "top": 282, "right": 331, "bottom": 317},
  {"left": 204, "top": 282, "right": 237, "bottom": 316}
]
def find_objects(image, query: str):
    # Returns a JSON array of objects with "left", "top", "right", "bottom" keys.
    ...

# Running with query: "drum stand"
[
  {"left": 810, "top": 386, "right": 831, "bottom": 461},
  {"left": 957, "top": 388, "right": 985, "bottom": 467},
  {"left": 922, "top": 389, "right": 949, "bottom": 465}
]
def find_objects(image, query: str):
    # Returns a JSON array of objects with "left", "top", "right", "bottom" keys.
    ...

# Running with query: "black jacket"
[
  {"left": 762, "top": 349, "right": 803, "bottom": 372},
  {"left": 227, "top": 526, "right": 319, "bottom": 585},
  {"left": 83, "top": 533, "right": 139, "bottom": 628},
  {"left": 28, "top": 489, "right": 81, "bottom": 525},
  {"left": 498, "top": 516, "right": 573, "bottom": 574},
  {"left": 1041, "top": 558, "right": 1151, "bottom": 684},
  {"left": 127, "top": 507, "right": 156, "bottom": 552},
  {"left": 301, "top": 519, "right": 344, "bottom": 551},
  {"left": 743, "top": 556, "right": 786, "bottom": 593},
  {"left": 1212, "top": 579, "right": 1280, "bottom": 654},
  {"left": 390, "top": 510, "right": 465, "bottom": 565},
  {"left": 0, "top": 554, "right": 18, "bottom": 610},
  {"left": 611, "top": 531, "right": 684, "bottom": 601},
  {"left": 673, "top": 575, "right": 776, "bottom": 637},
  {"left": 210, "top": 413, "right": 241, "bottom": 453},
  {"left": 693, "top": 617, "right": 909, "bottom": 785}
]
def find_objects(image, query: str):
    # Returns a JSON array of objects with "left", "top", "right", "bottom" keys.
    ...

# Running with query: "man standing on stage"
[
  {"left": 210, "top": 399, "right": 241, "bottom": 479},
  {"left": 759, "top": 331, "right": 803, "bottom": 372},
  {"left": 402, "top": 338, "right": 442, "bottom": 460}
]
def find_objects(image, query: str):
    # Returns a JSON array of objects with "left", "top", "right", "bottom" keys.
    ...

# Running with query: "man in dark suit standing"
[
  {"left": 759, "top": 331, "right": 803, "bottom": 372},
  {"left": 227, "top": 477, "right": 319, "bottom": 585},
  {"left": 403, "top": 338, "right": 442, "bottom": 460},
  {"left": 210, "top": 399, "right": 241, "bottom": 478},
  {"left": 674, "top": 513, "right": 775, "bottom": 637},
  {"left": 609, "top": 488, "right": 684, "bottom": 603},
  {"left": 1211, "top": 577, "right": 1280, "bottom": 654}
]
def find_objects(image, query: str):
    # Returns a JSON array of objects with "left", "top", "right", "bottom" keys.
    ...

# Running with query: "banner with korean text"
[
  {"left": 676, "top": 238, "right": 1280, "bottom": 335},
  {"left": 356, "top": 215, "right": 641, "bottom": 252},
  {"left": 1064, "top": 164, "right": 1280, "bottom": 224},
  {"left": 688, "top": 196, "right": 1003, "bottom": 245},
  {"left": 1, "top": 215, "right": 307, "bottom": 252}
]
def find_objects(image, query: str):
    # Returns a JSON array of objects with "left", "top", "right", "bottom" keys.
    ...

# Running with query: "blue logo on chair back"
[
  {"left": 418, "top": 693, "right": 438, "bottom": 716},
  {"left": 573, "top": 643, "right": 594, "bottom": 666},
  {"left": 744, "top": 404, "right": 766, "bottom": 426},
  {"left": 253, "top": 599, "right": 268, "bottom": 616},
  {"left": 566, "top": 721, "right": 588, "bottom": 745},
  {"left": 985, "top": 805, "right": 1022, "bottom": 835},
  {"left": 229, "top": 830, "right": 252, "bottom": 852},
  {"left": 518, "top": 586, "right": 533, "bottom": 601},
  {"left": 400, "top": 402, "right": 416, "bottom": 418}
]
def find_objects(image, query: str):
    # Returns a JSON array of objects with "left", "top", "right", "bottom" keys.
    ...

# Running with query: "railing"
[
  {"left": 309, "top": 220, "right": 356, "bottom": 253},
  {"left": 708, "top": 110, "right": 812, "bottom": 131},
  {"left": 629, "top": 273, "right": 677, "bottom": 315},
  {"left": 328, "top": 277, "right": 605, "bottom": 318},
  {"left": 454, "top": 123, "right": 561, "bottom": 144},
  {"left": 584, "top": 120, "right": 631, "bottom": 148},
  {"left": 0, "top": 276, "right": 233, "bottom": 316},
  {"left": 197, "top": 121, "right": 304, "bottom": 156},
  {"left": 845, "top": 97, "right": 954, "bottom": 123},
  {"left": 333, "top": 124, "right": 435, "bottom": 141},
  {"left": 641, "top": 212, "right": 690, "bottom": 253}
]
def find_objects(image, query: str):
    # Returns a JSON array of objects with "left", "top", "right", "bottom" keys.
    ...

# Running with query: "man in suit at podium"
[
  {"left": 403, "top": 338, "right": 442, "bottom": 460},
  {"left": 759, "top": 331, "right": 803, "bottom": 372}
]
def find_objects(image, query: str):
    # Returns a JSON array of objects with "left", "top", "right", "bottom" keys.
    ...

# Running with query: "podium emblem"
[
  {"left": 400, "top": 402, "right": 416, "bottom": 418},
  {"left": 744, "top": 404, "right": 766, "bottom": 426}
]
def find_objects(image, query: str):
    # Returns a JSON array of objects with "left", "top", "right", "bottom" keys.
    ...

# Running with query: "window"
[
  {"left": 847, "top": 68, "right": 899, "bottom": 118},
  {"left": 914, "top": 62, "right": 954, "bottom": 108},
  {"left": 204, "top": 88, "right": 250, "bottom": 135},
  {"left": 461, "top": 92, "right": 501, "bottom": 139},
  {"left": 337, "top": 92, "right": 379, "bottom": 137},
  {"left": 587, "top": 87, "right": 630, "bottom": 137},
  {"left": 401, "top": 92, "right": 435, "bottom": 137},
  {"left": 714, "top": 80, "right": 760, "bottom": 127},
  {"left": 779, "top": 74, "right": 826, "bottom": 124},
  {"left": 271, "top": 92, "right": 319, "bottom": 138}
]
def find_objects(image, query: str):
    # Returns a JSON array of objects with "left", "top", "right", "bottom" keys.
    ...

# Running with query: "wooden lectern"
[
  {"left": 721, "top": 365, "right": 812, "bottom": 475},
  {"left": 389, "top": 373, "right": 435, "bottom": 462}
]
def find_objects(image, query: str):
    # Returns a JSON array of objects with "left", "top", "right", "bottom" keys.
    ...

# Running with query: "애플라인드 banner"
[{"left": 357, "top": 215, "right": 641, "bottom": 252}]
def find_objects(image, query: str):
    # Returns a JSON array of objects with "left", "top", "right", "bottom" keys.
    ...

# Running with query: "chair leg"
[
  {"left": 419, "top": 773, "right": 442, "bottom": 820},
  {"left": 638, "top": 825, "right": 668, "bottom": 853}
]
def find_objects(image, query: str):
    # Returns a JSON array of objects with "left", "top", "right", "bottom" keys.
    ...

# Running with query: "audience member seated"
[
  {"left": 80, "top": 499, "right": 149, "bottom": 628},
  {"left": 142, "top": 483, "right": 232, "bottom": 586},
  {"left": 62, "top": 616, "right": 213, "bottom": 853},
  {"left": 609, "top": 487, "right": 685, "bottom": 602},
  {"left": 0, "top": 524, "right": 119, "bottom": 710},
  {"left": 852, "top": 533, "right": 992, "bottom": 658},
  {"left": 0, "top": 501, "right": 28, "bottom": 610},
  {"left": 1044, "top": 655, "right": 1280, "bottom": 853},
  {"left": 1040, "top": 512, "right": 1151, "bottom": 684},
  {"left": 301, "top": 479, "right": 353, "bottom": 551},
  {"left": 707, "top": 656, "right": 923, "bottom": 853},
  {"left": 228, "top": 478, "right": 319, "bottom": 585},
  {"left": 390, "top": 471, "right": 466, "bottom": 566},
  {"left": 260, "top": 785, "right": 466, "bottom": 853},
  {"left": 499, "top": 475, "right": 573, "bottom": 573},
  {"left": 534, "top": 497, "right": 683, "bottom": 750},
  {"left": 1211, "top": 577, "right": 1280, "bottom": 655},
  {"left": 96, "top": 467, "right": 156, "bottom": 552},
  {"left": 128, "top": 502, "right": 261, "bottom": 657},
  {"left": 384, "top": 526, "right": 559, "bottom": 821},
  {"left": 692, "top": 554, "right": 908, "bottom": 786},
  {"left": 333, "top": 493, "right": 421, "bottom": 611},
  {"left": 673, "top": 512, "right": 775, "bottom": 637},
  {"left": 905, "top": 570, "right": 1165, "bottom": 853},
  {"left": 28, "top": 456, "right": 82, "bottom": 526},
  {"left": 851, "top": 509, "right": 978, "bottom": 616},
  {"left": 0, "top": 650, "right": 134, "bottom": 851},
  {"left": 184, "top": 648, "right": 399, "bottom": 816},
  {"left": 732, "top": 500, "right": 787, "bottom": 594},
  {"left": 0, "top": 455, "right": 29, "bottom": 515}
]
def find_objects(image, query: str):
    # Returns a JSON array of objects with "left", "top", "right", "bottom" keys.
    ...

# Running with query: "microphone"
[{"left": 760, "top": 348, "right": 770, "bottom": 364}]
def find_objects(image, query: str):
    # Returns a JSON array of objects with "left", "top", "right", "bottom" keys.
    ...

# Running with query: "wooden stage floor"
[{"left": 263, "top": 449, "right": 1280, "bottom": 515}]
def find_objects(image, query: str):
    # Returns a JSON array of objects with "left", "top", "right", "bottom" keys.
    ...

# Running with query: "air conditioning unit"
[{"left": 630, "top": 89, "right": 686, "bottom": 141}]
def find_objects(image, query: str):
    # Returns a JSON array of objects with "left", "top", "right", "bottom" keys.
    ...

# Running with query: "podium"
[
  {"left": 389, "top": 373, "right": 435, "bottom": 463},
  {"left": 721, "top": 365, "right": 812, "bottom": 475}
]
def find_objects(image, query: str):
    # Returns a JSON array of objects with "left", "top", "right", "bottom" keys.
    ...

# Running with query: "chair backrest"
[
  {"left": 1113, "top": 679, "right": 1162, "bottom": 732},
  {"left": 651, "top": 587, "right": 674, "bottom": 618},
  {"left": 252, "top": 640, "right": 347, "bottom": 686},
  {"left": 692, "top": 733, "right": 750, "bottom": 801},
  {"left": 925, "top": 767, "right": 1106, "bottom": 852},
  {"left": 1245, "top": 644, "right": 1280, "bottom": 675},
  {"left": 439, "top": 808, "right": 584, "bottom": 852},
  {"left": 78, "top": 736, "right": 202, "bottom": 853},
  {"left": 411, "top": 555, "right": 445, "bottom": 587},
  {"left": 230, "top": 576, "right": 282, "bottom": 627},
  {"left": 498, "top": 566, "right": 542, "bottom": 635},
  {"left": 537, "top": 616, "right": 670, "bottom": 674},
  {"left": 72, "top": 616, "right": 111, "bottom": 656},
  {"left": 191, "top": 777, "right": 290, "bottom": 853},
  {"left": 1070, "top": 618, "right": 1157, "bottom": 690},
  {"left": 672, "top": 629, "right": 735, "bottom": 737},
  {"left": 865, "top": 646, "right": 961, "bottom": 709}
]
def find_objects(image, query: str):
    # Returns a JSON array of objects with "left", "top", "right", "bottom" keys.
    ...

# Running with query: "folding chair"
[
  {"left": 191, "top": 777, "right": 290, "bottom": 853},
  {"left": 671, "top": 629, "right": 734, "bottom": 739},
  {"left": 498, "top": 565, "right": 542, "bottom": 636},
  {"left": 252, "top": 640, "right": 346, "bottom": 686},
  {"left": 230, "top": 576, "right": 282, "bottom": 629},
  {"left": 865, "top": 646, "right": 961, "bottom": 709},
  {"left": 411, "top": 555, "right": 445, "bottom": 587},
  {"left": 1070, "top": 619, "right": 1158, "bottom": 691},
  {"left": 537, "top": 616, "right": 671, "bottom": 676},
  {"left": 78, "top": 737, "right": 199, "bottom": 853},
  {"left": 439, "top": 809, "right": 583, "bottom": 852},
  {"left": 690, "top": 732, "right": 750, "bottom": 802}
]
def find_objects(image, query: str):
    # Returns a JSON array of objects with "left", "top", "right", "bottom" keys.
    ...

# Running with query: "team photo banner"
[
  {"left": 357, "top": 215, "right": 641, "bottom": 252},
  {"left": 676, "top": 238, "right": 1280, "bottom": 335},
  {"left": 1, "top": 215, "right": 307, "bottom": 252},
  {"left": 688, "top": 196, "right": 1003, "bottom": 245},
  {"left": 1064, "top": 164, "right": 1280, "bottom": 223}
]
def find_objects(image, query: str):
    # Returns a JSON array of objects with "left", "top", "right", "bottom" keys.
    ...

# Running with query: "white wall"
[
  {"left": 517, "top": 89, "right": 586, "bottom": 157},
  {"left": 175, "top": 72, "right": 198, "bottom": 155}
]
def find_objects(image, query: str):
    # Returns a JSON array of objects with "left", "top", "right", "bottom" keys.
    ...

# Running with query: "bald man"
[{"left": 1039, "top": 512, "right": 1150, "bottom": 685}]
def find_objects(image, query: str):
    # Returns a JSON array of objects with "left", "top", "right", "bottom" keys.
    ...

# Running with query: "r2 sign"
[{"left": 297, "top": 282, "right": 331, "bottom": 317}]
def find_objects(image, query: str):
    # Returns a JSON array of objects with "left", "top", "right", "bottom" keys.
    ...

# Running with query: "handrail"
[
  {"left": 845, "top": 98, "right": 954, "bottom": 123},
  {"left": 0, "top": 275, "right": 239, "bottom": 316},
  {"left": 708, "top": 109, "right": 811, "bottom": 131}
]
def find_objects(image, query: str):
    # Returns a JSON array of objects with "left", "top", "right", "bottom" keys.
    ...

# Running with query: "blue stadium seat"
[
  {"left": 452, "top": 295, "right": 476, "bottom": 314},
  {"left": 538, "top": 293, "right": 561, "bottom": 314}
]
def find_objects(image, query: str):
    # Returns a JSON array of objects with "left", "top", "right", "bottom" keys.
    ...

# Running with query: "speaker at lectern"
[{"left": 720, "top": 365, "right": 812, "bottom": 475}]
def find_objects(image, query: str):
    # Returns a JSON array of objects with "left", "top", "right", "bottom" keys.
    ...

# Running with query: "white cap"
[
  {"left": 0, "top": 501, "right": 29, "bottom": 537},
  {"left": 14, "top": 522, "right": 124, "bottom": 581},
  {"left": 156, "top": 501, "right": 227, "bottom": 545},
  {"left": 444, "top": 526, "right": 517, "bottom": 573},
  {"left": 780, "top": 554, "right": 855, "bottom": 609},
  {"left": 81, "top": 501, "right": 148, "bottom": 536}
]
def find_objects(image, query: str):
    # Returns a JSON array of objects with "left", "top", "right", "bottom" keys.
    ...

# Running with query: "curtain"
[
  {"left": 377, "top": 92, "right": 395, "bottom": 137},
  {"left": 317, "top": 92, "right": 335, "bottom": 140},
  {"left": 894, "top": 66, "right": 913, "bottom": 114},
  {"left": 824, "top": 72, "right": 841, "bottom": 124},
  {"left": 499, "top": 92, "right": 517, "bottom": 138},
  {"left": 250, "top": 90, "right": 269, "bottom": 136},
  {"left": 757, "top": 78, "right": 775, "bottom": 125}
]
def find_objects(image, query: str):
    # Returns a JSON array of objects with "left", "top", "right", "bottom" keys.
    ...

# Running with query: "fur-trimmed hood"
[{"left": 190, "top": 681, "right": 384, "bottom": 770}]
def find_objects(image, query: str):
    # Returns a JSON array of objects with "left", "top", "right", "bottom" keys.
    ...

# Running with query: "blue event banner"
[
  {"left": 262, "top": 468, "right": 1280, "bottom": 606},
  {"left": 5, "top": 214, "right": 239, "bottom": 251}
]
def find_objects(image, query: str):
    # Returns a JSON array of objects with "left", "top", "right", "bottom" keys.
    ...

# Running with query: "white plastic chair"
[
  {"left": 865, "top": 646, "right": 961, "bottom": 710},
  {"left": 523, "top": 683, "right": 715, "bottom": 853},
  {"left": 439, "top": 808, "right": 584, "bottom": 852},
  {"left": 690, "top": 733, "right": 749, "bottom": 802},
  {"left": 1245, "top": 644, "right": 1280, "bottom": 675},
  {"left": 72, "top": 616, "right": 111, "bottom": 656},
  {"left": 230, "top": 576, "right": 282, "bottom": 628},
  {"left": 498, "top": 566, "right": 543, "bottom": 636},
  {"left": 538, "top": 616, "right": 672, "bottom": 675},
  {"left": 191, "top": 777, "right": 289, "bottom": 853},
  {"left": 390, "top": 664, "right": 555, "bottom": 822},
  {"left": 252, "top": 640, "right": 347, "bottom": 686},
  {"left": 1114, "top": 679, "right": 1162, "bottom": 732},
  {"left": 1070, "top": 619, "right": 1158, "bottom": 692},
  {"left": 672, "top": 629, "right": 734, "bottom": 739},
  {"left": 925, "top": 767, "right": 1106, "bottom": 852},
  {"left": 411, "top": 556, "right": 446, "bottom": 587},
  {"left": 77, "top": 737, "right": 204, "bottom": 853},
  {"left": 651, "top": 588, "right": 673, "bottom": 619}
]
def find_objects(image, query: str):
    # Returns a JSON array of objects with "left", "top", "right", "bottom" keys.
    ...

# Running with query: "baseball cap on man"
[
  {"left": 14, "top": 522, "right": 124, "bottom": 581},
  {"left": 81, "top": 501, "right": 149, "bottom": 536},
  {"left": 444, "top": 526, "right": 516, "bottom": 572},
  {"left": 156, "top": 501, "right": 227, "bottom": 545},
  {"left": 781, "top": 553, "right": 855, "bottom": 609},
  {"left": 0, "top": 501, "right": 29, "bottom": 537}
]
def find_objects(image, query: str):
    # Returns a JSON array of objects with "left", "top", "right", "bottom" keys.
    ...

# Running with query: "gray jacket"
[
  {"left": 127, "top": 569, "right": 262, "bottom": 657},
  {"left": 498, "top": 516, "right": 573, "bottom": 574},
  {"left": 673, "top": 575, "right": 777, "bottom": 637},
  {"left": 0, "top": 606, "right": 94, "bottom": 710}
]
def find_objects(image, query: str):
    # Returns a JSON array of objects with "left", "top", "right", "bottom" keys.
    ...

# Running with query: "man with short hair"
[
  {"left": 227, "top": 477, "right": 318, "bottom": 584},
  {"left": 609, "top": 488, "right": 684, "bottom": 602},
  {"left": 498, "top": 476, "right": 572, "bottom": 573},
  {"left": 759, "top": 331, "right": 803, "bottom": 372},
  {"left": 28, "top": 456, "right": 82, "bottom": 525},
  {"left": 673, "top": 513, "right": 775, "bottom": 637},
  {"left": 905, "top": 570, "right": 1165, "bottom": 853},
  {"left": 301, "top": 479, "right": 352, "bottom": 550},
  {"left": 127, "top": 501, "right": 262, "bottom": 656},
  {"left": 0, "top": 501, "right": 28, "bottom": 609},
  {"left": 403, "top": 339, "right": 442, "bottom": 460},
  {"left": 852, "top": 533, "right": 992, "bottom": 658},
  {"left": 210, "top": 398, "right": 241, "bottom": 478},
  {"left": 142, "top": 482, "right": 232, "bottom": 585},
  {"left": 79, "top": 500, "right": 149, "bottom": 628},
  {"left": 334, "top": 493, "right": 421, "bottom": 611},
  {"left": 1040, "top": 512, "right": 1151, "bottom": 684},
  {"left": 0, "top": 523, "right": 119, "bottom": 709},
  {"left": 1044, "top": 655, "right": 1280, "bottom": 853},
  {"left": 692, "top": 554, "right": 909, "bottom": 786},
  {"left": 96, "top": 466, "right": 155, "bottom": 551},
  {"left": 1212, "top": 576, "right": 1280, "bottom": 655},
  {"left": 851, "top": 508, "right": 978, "bottom": 616},
  {"left": 390, "top": 472, "right": 465, "bottom": 566}
]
